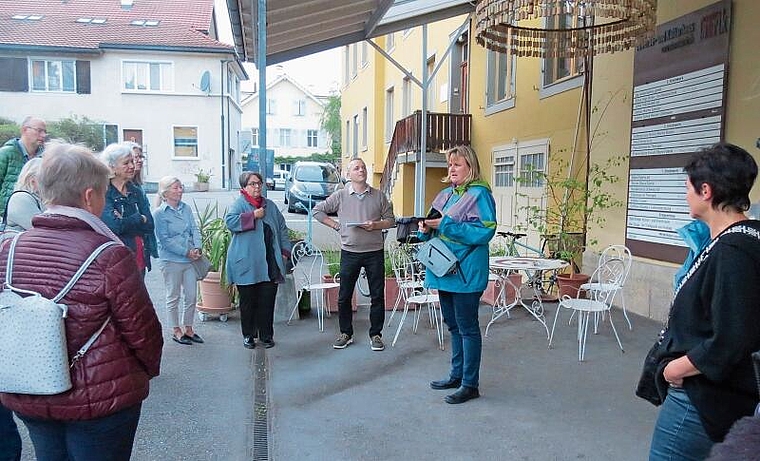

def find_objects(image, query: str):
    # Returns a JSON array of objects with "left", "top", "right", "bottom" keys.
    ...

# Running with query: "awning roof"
[{"left": 226, "top": 0, "right": 474, "bottom": 65}]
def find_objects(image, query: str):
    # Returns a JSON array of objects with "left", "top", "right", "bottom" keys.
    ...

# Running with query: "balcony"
[{"left": 380, "top": 110, "right": 471, "bottom": 194}]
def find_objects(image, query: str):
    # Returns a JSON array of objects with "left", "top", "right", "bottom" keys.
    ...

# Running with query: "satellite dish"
[{"left": 199, "top": 70, "right": 211, "bottom": 93}]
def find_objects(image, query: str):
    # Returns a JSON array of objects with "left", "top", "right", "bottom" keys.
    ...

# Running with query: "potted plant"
[
  {"left": 482, "top": 240, "right": 522, "bottom": 306},
  {"left": 193, "top": 168, "right": 212, "bottom": 192},
  {"left": 518, "top": 155, "right": 625, "bottom": 298},
  {"left": 194, "top": 201, "right": 234, "bottom": 313}
]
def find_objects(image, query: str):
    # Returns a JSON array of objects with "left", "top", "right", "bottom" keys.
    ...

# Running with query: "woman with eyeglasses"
[{"left": 225, "top": 172, "right": 291, "bottom": 349}]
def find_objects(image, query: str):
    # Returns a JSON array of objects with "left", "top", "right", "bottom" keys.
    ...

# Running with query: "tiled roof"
[{"left": 0, "top": 0, "right": 233, "bottom": 53}]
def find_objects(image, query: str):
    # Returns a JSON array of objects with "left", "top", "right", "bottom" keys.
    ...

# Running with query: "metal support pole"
[
  {"left": 415, "top": 24, "right": 428, "bottom": 216},
  {"left": 257, "top": 0, "right": 267, "bottom": 195}
]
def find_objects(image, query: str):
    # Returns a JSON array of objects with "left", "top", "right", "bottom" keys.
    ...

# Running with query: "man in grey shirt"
[{"left": 313, "top": 158, "right": 395, "bottom": 351}]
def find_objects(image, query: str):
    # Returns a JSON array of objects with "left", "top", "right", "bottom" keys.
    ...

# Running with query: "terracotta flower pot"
[
  {"left": 556, "top": 273, "right": 591, "bottom": 298},
  {"left": 384, "top": 277, "right": 400, "bottom": 311},
  {"left": 323, "top": 275, "right": 357, "bottom": 313},
  {"left": 481, "top": 273, "right": 522, "bottom": 306}
]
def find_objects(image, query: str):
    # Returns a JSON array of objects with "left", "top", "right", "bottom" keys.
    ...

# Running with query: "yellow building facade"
[{"left": 340, "top": 0, "right": 760, "bottom": 321}]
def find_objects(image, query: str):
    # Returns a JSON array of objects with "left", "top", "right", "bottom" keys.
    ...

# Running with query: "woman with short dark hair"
[
  {"left": 648, "top": 143, "right": 760, "bottom": 459},
  {"left": 0, "top": 142, "right": 162, "bottom": 460},
  {"left": 225, "top": 171, "right": 291, "bottom": 349}
]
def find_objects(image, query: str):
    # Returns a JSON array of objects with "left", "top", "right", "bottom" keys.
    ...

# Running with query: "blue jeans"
[
  {"left": 338, "top": 249, "right": 385, "bottom": 338},
  {"left": 18, "top": 403, "right": 142, "bottom": 461},
  {"left": 438, "top": 290, "right": 483, "bottom": 389},
  {"left": 0, "top": 403, "right": 21, "bottom": 461},
  {"left": 649, "top": 387, "right": 713, "bottom": 461}
]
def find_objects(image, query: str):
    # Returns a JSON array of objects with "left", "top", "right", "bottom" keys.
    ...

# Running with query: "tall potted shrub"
[
  {"left": 519, "top": 156, "right": 625, "bottom": 297},
  {"left": 195, "top": 202, "right": 234, "bottom": 312}
]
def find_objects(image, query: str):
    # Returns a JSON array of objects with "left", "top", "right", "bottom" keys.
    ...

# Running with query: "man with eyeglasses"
[{"left": 0, "top": 116, "right": 46, "bottom": 218}]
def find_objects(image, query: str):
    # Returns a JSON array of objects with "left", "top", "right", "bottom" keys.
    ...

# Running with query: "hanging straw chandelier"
[{"left": 475, "top": 0, "right": 657, "bottom": 58}]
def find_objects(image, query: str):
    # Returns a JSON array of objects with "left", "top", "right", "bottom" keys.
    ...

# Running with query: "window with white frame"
[
  {"left": 279, "top": 128, "right": 291, "bottom": 147},
  {"left": 173, "top": 126, "right": 198, "bottom": 158},
  {"left": 386, "top": 32, "right": 395, "bottom": 51},
  {"left": 402, "top": 77, "right": 412, "bottom": 116},
  {"left": 543, "top": 10, "right": 584, "bottom": 87},
  {"left": 353, "top": 115, "right": 359, "bottom": 157},
  {"left": 493, "top": 153, "right": 515, "bottom": 187},
  {"left": 351, "top": 44, "right": 358, "bottom": 78},
  {"left": 307, "top": 129, "right": 318, "bottom": 148},
  {"left": 345, "top": 120, "right": 350, "bottom": 155},
  {"left": 343, "top": 46, "right": 350, "bottom": 86},
  {"left": 31, "top": 59, "right": 76, "bottom": 92},
  {"left": 385, "top": 87, "right": 394, "bottom": 142},
  {"left": 426, "top": 57, "right": 435, "bottom": 109},
  {"left": 293, "top": 99, "right": 306, "bottom": 116},
  {"left": 361, "top": 41, "right": 368, "bottom": 67},
  {"left": 252, "top": 128, "right": 259, "bottom": 146},
  {"left": 361, "top": 107, "right": 368, "bottom": 149},
  {"left": 485, "top": 49, "right": 515, "bottom": 113},
  {"left": 520, "top": 152, "right": 545, "bottom": 187},
  {"left": 123, "top": 61, "right": 173, "bottom": 92},
  {"left": 266, "top": 99, "right": 277, "bottom": 115}
]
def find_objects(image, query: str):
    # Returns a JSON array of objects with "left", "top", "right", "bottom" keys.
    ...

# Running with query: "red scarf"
[{"left": 240, "top": 188, "right": 264, "bottom": 209}]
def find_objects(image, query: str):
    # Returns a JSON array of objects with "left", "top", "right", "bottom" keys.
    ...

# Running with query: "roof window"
[
  {"left": 12, "top": 14, "right": 43, "bottom": 21},
  {"left": 130, "top": 19, "right": 160, "bottom": 26},
  {"left": 76, "top": 18, "right": 107, "bottom": 24}
]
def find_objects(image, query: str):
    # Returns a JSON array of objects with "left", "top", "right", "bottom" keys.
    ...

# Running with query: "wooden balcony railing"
[{"left": 380, "top": 111, "right": 471, "bottom": 194}]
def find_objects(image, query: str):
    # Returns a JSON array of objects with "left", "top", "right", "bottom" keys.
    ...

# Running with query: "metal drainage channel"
[{"left": 251, "top": 347, "right": 270, "bottom": 460}]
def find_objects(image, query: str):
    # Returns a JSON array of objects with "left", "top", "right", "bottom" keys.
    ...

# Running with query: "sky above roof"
[{"left": 214, "top": 0, "right": 340, "bottom": 95}]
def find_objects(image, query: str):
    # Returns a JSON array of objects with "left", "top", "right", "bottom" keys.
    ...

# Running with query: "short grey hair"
[
  {"left": 14, "top": 157, "right": 42, "bottom": 193},
  {"left": 239, "top": 171, "right": 262, "bottom": 188},
  {"left": 38, "top": 141, "right": 110, "bottom": 207},
  {"left": 99, "top": 142, "right": 133, "bottom": 168},
  {"left": 156, "top": 175, "right": 182, "bottom": 207}
]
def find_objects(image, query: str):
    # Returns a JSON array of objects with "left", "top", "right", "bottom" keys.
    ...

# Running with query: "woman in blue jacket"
[
  {"left": 418, "top": 145, "right": 497, "bottom": 404},
  {"left": 225, "top": 172, "right": 291, "bottom": 349}
]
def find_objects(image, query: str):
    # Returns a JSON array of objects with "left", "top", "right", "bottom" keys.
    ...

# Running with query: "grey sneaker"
[
  {"left": 370, "top": 335, "right": 385, "bottom": 351},
  {"left": 333, "top": 333, "right": 353, "bottom": 349}
]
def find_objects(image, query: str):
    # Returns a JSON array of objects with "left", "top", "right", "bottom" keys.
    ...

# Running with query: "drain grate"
[{"left": 251, "top": 348, "right": 269, "bottom": 461}]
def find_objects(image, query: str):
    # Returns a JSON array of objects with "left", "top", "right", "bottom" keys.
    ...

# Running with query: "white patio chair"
[
  {"left": 386, "top": 245, "right": 424, "bottom": 327},
  {"left": 391, "top": 289, "right": 443, "bottom": 350},
  {"left": 548, "top": 258, "right": 625, "bottom": 361},
  {"left": 286, "top": 241, "right": 340, "bottom": 332},
  {"left": 580, "top": 245, "right": 633, "bottom": 329}
]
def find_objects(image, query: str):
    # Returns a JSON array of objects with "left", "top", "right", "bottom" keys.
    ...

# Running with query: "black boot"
[
  {"left": 430, "top": 377, "right": 462, "bottom": 390},
  {"left": 445, "top": 386, "right": 480, "bottom": 404}
]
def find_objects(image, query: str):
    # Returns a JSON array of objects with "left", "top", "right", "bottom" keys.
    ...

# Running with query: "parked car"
[
  {"left": 284, "top": 161, "right": 342, "bottom": 213},
  {"left": 271, "top": 169, "right": 288, "bottom": 191}
]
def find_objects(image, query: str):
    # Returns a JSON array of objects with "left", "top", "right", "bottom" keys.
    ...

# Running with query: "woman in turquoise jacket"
[
  {"left": 225, "top": 172, "right": 291, "bottom": 349},
  {"left": 418, "top": 145, "right": 497, "bottom": 404}
]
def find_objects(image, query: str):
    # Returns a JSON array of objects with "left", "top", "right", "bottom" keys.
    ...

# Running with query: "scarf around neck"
[{"left": 240, "top": 189, "right": 264, "bottom": 209}]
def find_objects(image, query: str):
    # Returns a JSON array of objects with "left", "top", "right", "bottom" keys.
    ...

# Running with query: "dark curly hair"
[{"left": 684, "top": 143, "right": 757, "bottom": 213}]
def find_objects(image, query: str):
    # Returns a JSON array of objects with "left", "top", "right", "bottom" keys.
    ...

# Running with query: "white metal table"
[{"left": 485, "top": 256, "right": 569, "bottom": 339}]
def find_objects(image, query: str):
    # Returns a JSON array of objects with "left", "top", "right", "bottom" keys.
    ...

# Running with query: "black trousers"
[
  {"left": 338, "top": 249, "right": 385, "bottom": 338},
  {"left": 237, "top": 281, "right": 278, "bottom": 341}
]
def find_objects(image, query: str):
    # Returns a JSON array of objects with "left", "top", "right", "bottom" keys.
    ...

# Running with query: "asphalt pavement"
[{"left": 15, "top": 189, "right": 666, "bottom": 460}]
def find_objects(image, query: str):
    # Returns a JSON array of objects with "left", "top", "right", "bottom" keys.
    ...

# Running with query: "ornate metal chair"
[{"left": 286, "top": 241, "right": 339, "bottom": 332}]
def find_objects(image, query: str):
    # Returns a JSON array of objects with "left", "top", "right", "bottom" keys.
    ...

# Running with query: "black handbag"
[{"left": 635, "top": 329, "right": 672, "bottom": 406}]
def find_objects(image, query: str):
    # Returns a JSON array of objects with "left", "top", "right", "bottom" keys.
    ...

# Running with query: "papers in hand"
[{"left": 345, "top": 222, "right": 366, "bottom": 227}]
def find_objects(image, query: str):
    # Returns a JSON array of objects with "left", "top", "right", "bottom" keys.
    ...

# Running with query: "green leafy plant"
[
  {"left": 287, "top": 228, "right": 305, "bottom": 243},
  {"left": 194, "top": 201, "right": 233, "bottom": 290},
  {"left": 517, "top": 155, "right": 626, "bottom": 271},
  {"left": 323, "top": 249, "right": 341, "bottom": 278},
  {"left": 194, "top": 168, "right": 212, "bottom": 183}
]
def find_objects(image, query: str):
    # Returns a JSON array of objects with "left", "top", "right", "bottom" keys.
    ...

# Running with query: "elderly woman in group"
[
  {"left": 647, "top": 143, "right": 760, "bottom": 460},
  {"left": 99, "top": 143, "right": 155, "bottom": 274},
  {"left": 3, "top": 157, "right": 43, "bottom": 232},
  {"left": 418, "top": 145, "right": 496, "bottom": 405},
  {"left": 0, "top": 142, "right": 162, "bottom": 460},
  {"left": 153, "top": 176, "right": 204, "bottom": 346},
  {"left": 225, "top": 171, "right": 291, "bottom": 349}
]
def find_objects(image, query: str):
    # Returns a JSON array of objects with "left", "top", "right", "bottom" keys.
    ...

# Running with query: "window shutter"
[
  {"left": 0, "top": 57, "right": 28, "bottom": 92},
  {"left": 76, "top": 60, "right": 91, "bottom": 94}
]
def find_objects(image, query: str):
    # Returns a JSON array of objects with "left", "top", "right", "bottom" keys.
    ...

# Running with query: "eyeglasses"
[
  {"left": 247, "top": 181, "right": 262, "bottom": 187},
  {"left": 25, "top": 126, "right": 46, "bottom": 135}
]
